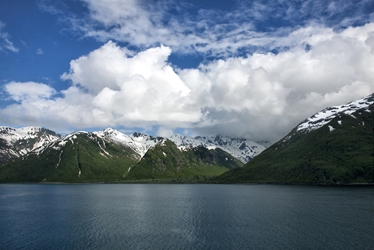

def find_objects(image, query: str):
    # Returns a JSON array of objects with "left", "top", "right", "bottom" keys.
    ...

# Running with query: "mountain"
[
  {"left": 0, "top": 126, "right": 264, "bottom": 167},
  {"left": 0, "top": 129, "right": 244, "bottom": 182},
  {"left": 216, "top": 93, "right": 374, "bottom": 184},
  {"left": 0, "top": 132, "right": 140, "bottom": 182},
  {"left": 0, "top": 123, "right": 268, "bottom": 182},
  {"left": 0, "top": 127, "right": 61, "bottom": 166},
  {"left": 126, "top": 139, "right": 243, "bottom": 180},
  {"left": 94, "top": 128, "right": 164, "bottom": 157},
  {"left": 93, "top": 128, "right": 266, "bottom": 163},
  {"left": 168, "top": 134, "right": 266, "bottom": 163}
]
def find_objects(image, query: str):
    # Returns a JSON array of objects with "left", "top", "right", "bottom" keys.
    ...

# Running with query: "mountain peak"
[
  {"left": 296, "top": 93, "right": 374, "bottom": 133},
  {"left": 0, "top": 126, "right": 61, "bottom": 165},
  {"left": 168, "top": 134, "right": 266, "bottom": 163},
  {"left": 132, "top": 132, "right": 144, "bottom": 138},
  {"left": 102, "top": 127, "right": 116, "bottom": 134}
]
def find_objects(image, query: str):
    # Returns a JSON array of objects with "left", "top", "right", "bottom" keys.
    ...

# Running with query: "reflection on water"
[{"left": 0, "top": 184, "right": 373, "bottom": 249}]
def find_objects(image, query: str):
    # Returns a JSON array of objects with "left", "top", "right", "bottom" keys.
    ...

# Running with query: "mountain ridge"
[
  {"left": 0, "top": 126, "right": 267, "bottom": 167},
  {"left": 126, "top": 139, "right": 243, "bottom": 180},
  {"left": 0, "top": 132, "right": 140, "bottom": 182},
  {"left": 0, "top": 126, "right": 61, "bottom": 165},
  {"left": 0, "top": 130, "right": 244, "bottom": 182}
]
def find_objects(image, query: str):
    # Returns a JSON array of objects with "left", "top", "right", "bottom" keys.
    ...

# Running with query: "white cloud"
[
  {"left": 0, "top": 21, "right": 19, "bottom": 53},
  {"left": 188, "top": 24, "right": 374, "bottom": 139},
  {"left": 1, "top": 24, "right": 374, "bottom": 141},
  {"left": 36, "top": 48, "right": 43, "bottom": 54},
  {"left": 79, "top": 0, "right": 184, "bottom": 48},
  {"left": 156, "top": 127, "right": 174, "bottom": 138},
  {"left": 4, "top": 82, "right": 56, "bottom": 101},
  {"left": 61, "top": 41, "right": 198, "bottom": 128}
]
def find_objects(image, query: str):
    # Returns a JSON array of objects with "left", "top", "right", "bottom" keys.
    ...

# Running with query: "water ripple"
[{"left": 0, "top": 184, "right": 373, "bottom": 249}]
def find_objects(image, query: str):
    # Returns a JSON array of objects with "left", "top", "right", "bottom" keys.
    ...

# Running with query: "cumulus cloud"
[
  {"left": 61, "top": 41, "right": 198, "bottom": 127},
  {"left": 189, "top": 24, "right": 374, "bottom": 139},
  {"left": 4, "top": 82, "right": 56, "bottom": 101},
  {"left": 1, "top": 24, "right": 374, "bottom": 141}
]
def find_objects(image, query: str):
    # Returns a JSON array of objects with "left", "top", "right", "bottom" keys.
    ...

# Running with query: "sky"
[{"left": 0, "top": 0, "right": 374, "bottom": 142}]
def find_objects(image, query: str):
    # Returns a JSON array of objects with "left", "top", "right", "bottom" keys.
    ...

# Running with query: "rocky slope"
[
  {"left": 168, "top": 134, "right": 266, "bottom": 163},
  {"left": 0, "top": 127, "right": 60, "bottom": 165}
]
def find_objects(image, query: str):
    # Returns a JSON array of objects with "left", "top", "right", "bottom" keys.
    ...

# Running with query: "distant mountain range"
[
  {"left": 0, "top": 127, "right": 267, "bottom": 165},
  {"left": 216, "top": 93, "right": 374, "bottom": 184},
  {"left": 0, "top": 126, "right": 266, "bottom": 182},
  {"left": 94, "top": 128, "right": 267, "bottom": 163}
]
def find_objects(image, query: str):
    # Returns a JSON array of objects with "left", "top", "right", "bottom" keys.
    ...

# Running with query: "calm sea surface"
[{"left": 0, "top": 184, "right": 373, "bottom": 250}]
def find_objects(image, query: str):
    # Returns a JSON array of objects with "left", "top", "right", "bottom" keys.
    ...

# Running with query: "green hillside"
[
  {"left": 215, "top": 101, "right": 374, "bottom": 184},
  {"left": 0, "top": 133, "right": 139, "bottom": 182},
  {"left": 126, "top": 139, "right": 243, "bottom": 180}
]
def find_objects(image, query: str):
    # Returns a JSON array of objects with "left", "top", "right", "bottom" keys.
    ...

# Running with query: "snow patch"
[
  {"left": 97, "top": 141, "right": 111, "bottom": 157},
  {"left": 169, "top": 134, "right": 266, "bottom": 163},
  {"left": 55, "top": 150, "right": 63, "bottom": 168},
  {"left": 99, "top": 152, "right": 108, "bottom": 158},
  {"left": 94, "top": 128, "right": 163, "bottom": 158},
  {"left": 296, "top": 94, "right": 373, "bottom": 133},
  {"left": 0, "top": 126, "right": 60, "bottom": 159}
]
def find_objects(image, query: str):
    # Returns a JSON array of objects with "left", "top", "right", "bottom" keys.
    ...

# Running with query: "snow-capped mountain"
[
  {"left": 297, "top": 94, "right": 374, "bottom": 133},
  {"left": 0, "top": 129, "right": 243, "bottom": 183},
  {"left": 168, "top": 134, "right": 266, "bottom": 163},
  {"left": 0, "top": 126, "right": 268, "bottom": 166},
  {"left": 283, "top": 93, "right": 374, "bottom": 142},
  {"left": 94, "top": 128, "right": 267, "bottom": 163},
  {"left": 50, "top": 131, "right": 90, "bottom": 150},
  {"left": 0, "top": 126, "right": 61, "bottom": 165},
  {"left": 94, "top": 128, "right": 164, "bottom": 157},
  {"left": 0, "top": 130, "right": 142, "bottom": 182}
]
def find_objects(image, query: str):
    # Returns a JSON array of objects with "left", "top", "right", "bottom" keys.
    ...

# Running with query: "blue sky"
[{"left": 1, "top": 0, "right": 374, "bottom": 141}]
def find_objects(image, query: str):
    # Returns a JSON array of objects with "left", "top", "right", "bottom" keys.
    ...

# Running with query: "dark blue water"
[{"left": 0, "top": 184, "right": 373, "bottom": 250}]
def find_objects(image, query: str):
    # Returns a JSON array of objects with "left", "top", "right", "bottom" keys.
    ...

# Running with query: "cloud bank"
[{"left": 1, "top": 23, "right": 374, "bottom": 141}]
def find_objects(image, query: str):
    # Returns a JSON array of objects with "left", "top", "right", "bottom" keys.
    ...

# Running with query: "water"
[{"left": 0, "top": 184, "right": 373, "bottom": 250}]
